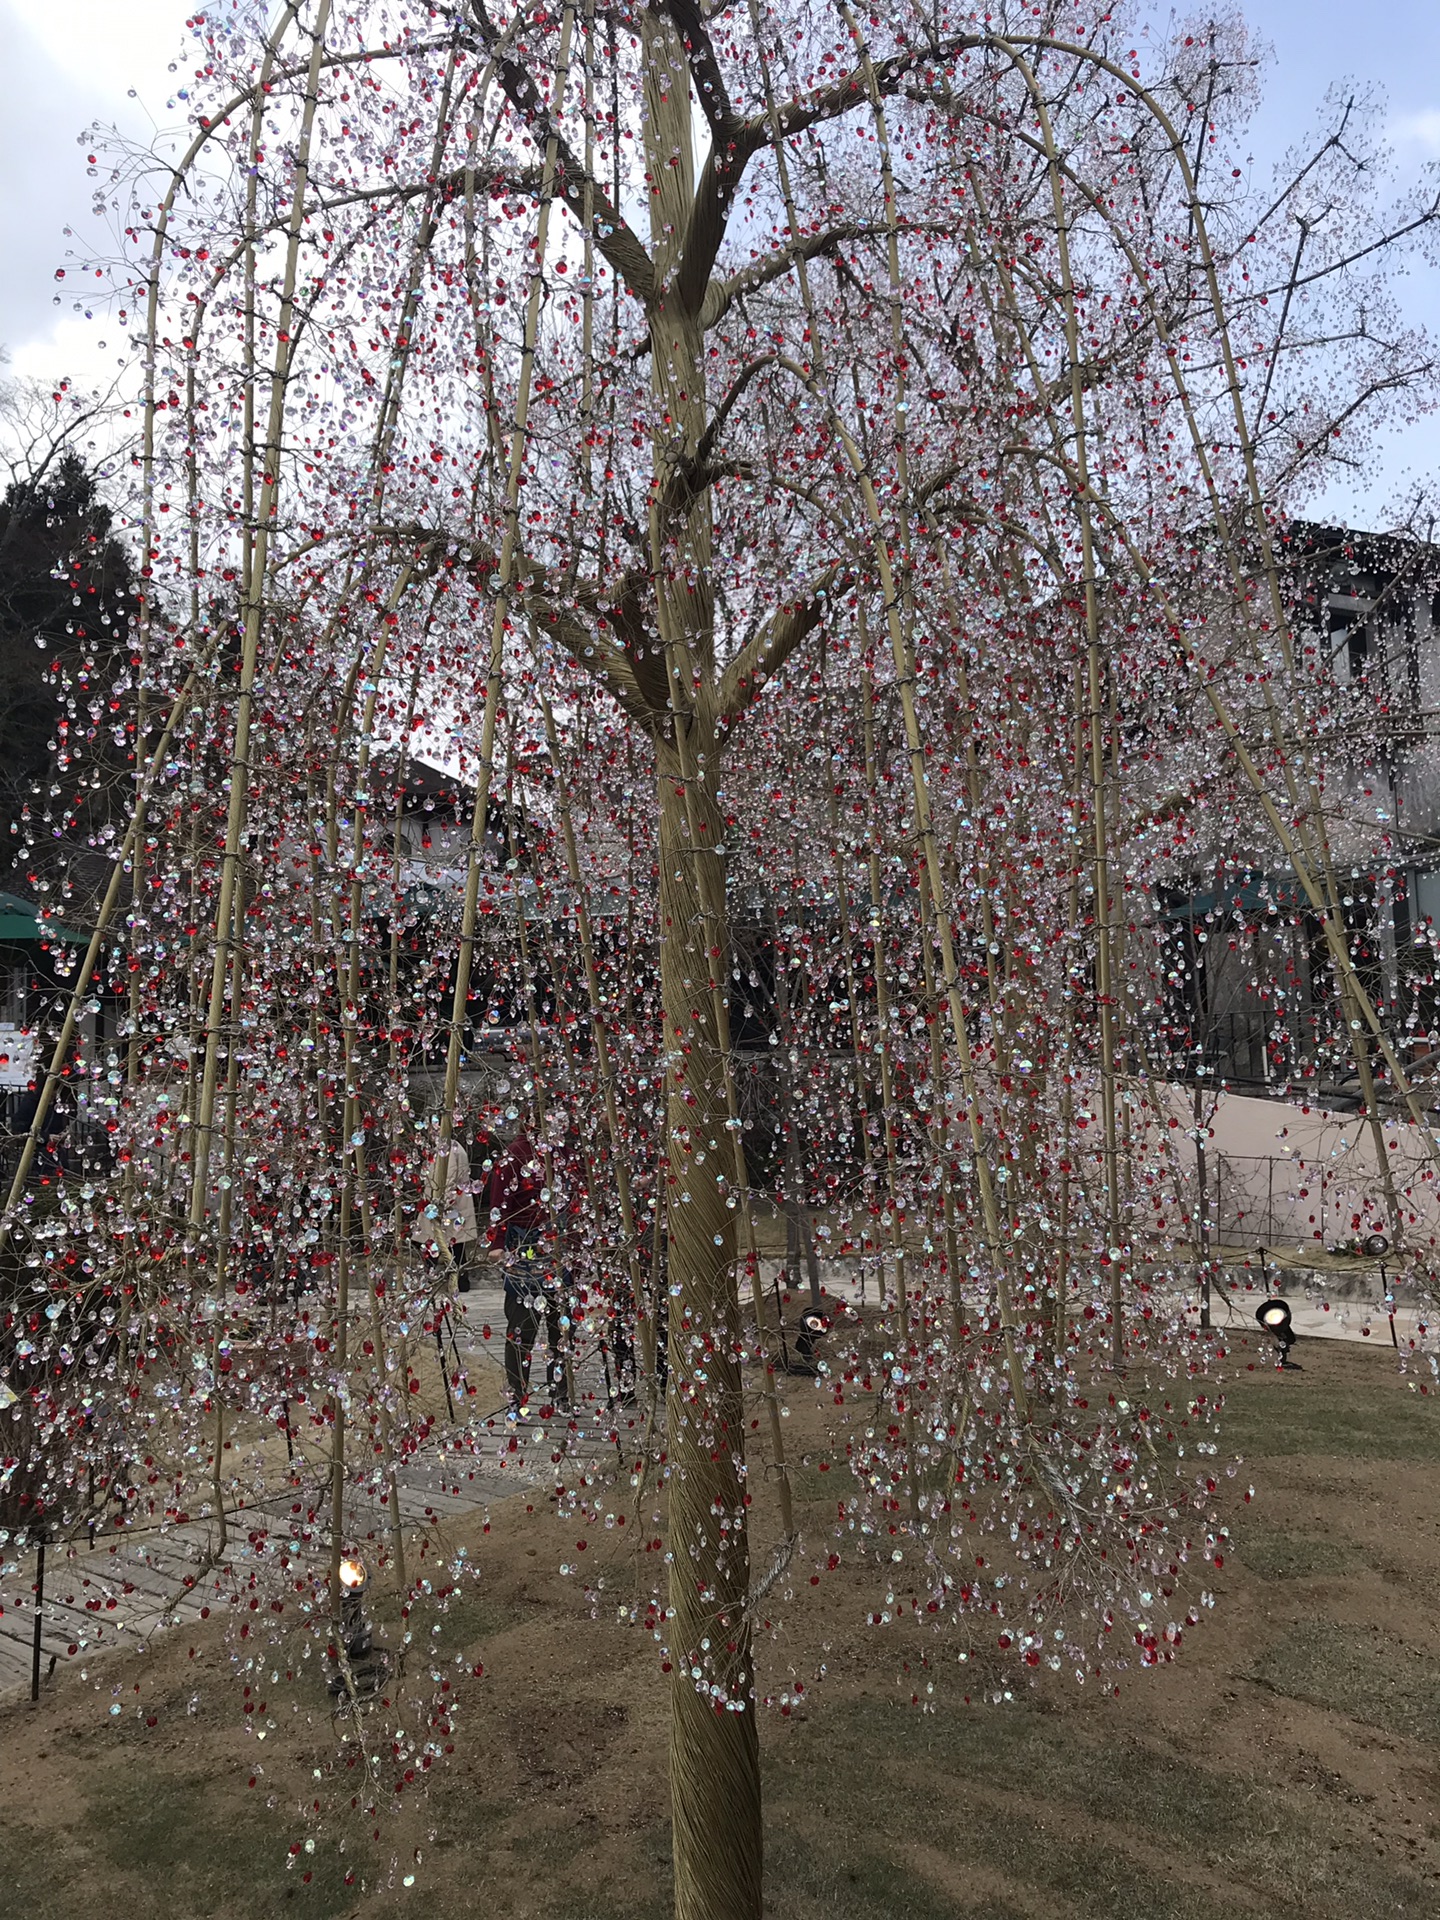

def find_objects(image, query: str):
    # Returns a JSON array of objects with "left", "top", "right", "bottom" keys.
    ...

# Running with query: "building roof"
[
  {"left": 0, "top": 890, "right": 86, "bottom": 945},
  {"left": 1157, "top": 874, "right": 1305, "bottom": 922}
]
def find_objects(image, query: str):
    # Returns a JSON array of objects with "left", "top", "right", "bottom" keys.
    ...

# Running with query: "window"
[
  {"left": 0, "top": 960, "right": 28, "bottom": 1024},
  {"left": 1329, "top": 605, "right": 1367, "bottom": 682}
]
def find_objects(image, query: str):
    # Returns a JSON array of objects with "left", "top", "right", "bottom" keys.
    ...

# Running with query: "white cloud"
[
  {"left": 1391, "top": 108, "right": 1440, "bottom": 156},
  {"left": 9, "top": 312, "right": 133, "bottom": 397},
  {"left": 0, "top": 2, "right": 192, "bottom": 382},
  {"left": 5, "top": 0, "right": 188, "bottom": 98}
]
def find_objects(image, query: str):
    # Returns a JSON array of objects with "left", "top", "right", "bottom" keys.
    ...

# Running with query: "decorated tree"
[{"left": 5, "top": 3, "right": 1440, "bottom": 1915}]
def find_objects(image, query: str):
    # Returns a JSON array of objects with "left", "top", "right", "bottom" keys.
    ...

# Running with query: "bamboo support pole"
[
  {"left": 436, "top": 5, "right": 577, "bottom": 1161},
  {"left": 537, "top": 689, "right": 655, "bottom": 1387},
  {"left": 858, "top": 660, "right": 921, "bottom": 1502},
  {"left": 187, "top": 4, "right": 334, "bottom": 1236}
]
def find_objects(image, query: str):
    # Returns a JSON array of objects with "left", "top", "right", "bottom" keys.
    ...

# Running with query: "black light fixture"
[
  {"left": 1255, "top": 1297, "right": 1302, "bottom": 1370},
  {"left": 328, "top": 1554, "right": 390, "bottom": 1707},
  {"left": 788, "top": 1304, "right": 831, "bottom": 1376},
  {"left": 1362, "top": 1232, "right": 1390, "bottom": 1258}
]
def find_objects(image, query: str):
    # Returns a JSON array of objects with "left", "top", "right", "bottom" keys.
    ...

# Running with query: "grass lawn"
[{"left": 3, "top": 1330, "right": 1438, "bottom": 1917}]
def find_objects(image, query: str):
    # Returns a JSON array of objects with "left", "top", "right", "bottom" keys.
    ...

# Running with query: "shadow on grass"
[
  {"left": 1218, "top": 1362, "right": 1440, "bottom": 1464},
  {"left": 1, "top": 1765, "right": 357, "bottom": 1920},
  {"left": 1236, "top": 1525, "right": 1366, "bottom": 1581},
  {"left": 7, "top": 1677, "right": 1435, "bottom": 1919},
  {"left": 393, "top": 1588, "right": 525, "bottom": 1665},
  {"left": 1253, "top": 1621, "right": 1440, "bottom": 1747},
  {"left": 761, "top": 1693, "right": 1434, "bottom": 1918}
]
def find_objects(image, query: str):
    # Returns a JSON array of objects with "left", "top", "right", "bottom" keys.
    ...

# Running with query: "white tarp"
[{"left": 0, "top": 1025, "right": 36, "bottom": 1090}]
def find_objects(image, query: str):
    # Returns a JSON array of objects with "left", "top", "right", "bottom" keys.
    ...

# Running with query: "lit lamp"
[
  {"left": 1359, "top": 1233, "right": 1398, "bottom": 1348},
  {"left": 1255, "top": 1297, "right": 1302, "bottom": 1370},
  {"left": 789, "top": 1304, "right": 830, "bottom": 1377},
  {"left": 328, "top": 1554, "right": 389, "bottom": 1706}
]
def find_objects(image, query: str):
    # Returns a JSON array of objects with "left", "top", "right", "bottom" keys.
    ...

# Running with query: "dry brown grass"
[{"left": 3, "top": 1332, "right": 1439, "bottom": 1918}]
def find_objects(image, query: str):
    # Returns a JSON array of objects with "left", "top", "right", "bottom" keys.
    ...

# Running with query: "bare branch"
[
  {"left": 1250, "top": 188, "right": 1440, "bottom": 300},
  {"left": 655, "top": 0, "right": 734, "bottom": 138},
  {"left": 468, "top": 0, "right": 656, "bottom": 303},
  {"left": 526, "top": 586, "right": 654, "bottom": 722},
  {"left": 653, "top": 353, "right": 776, "bottom": 522},
  {"left": 676, "top": 33, "right": 977, "bottom": 316},
  {"left": 718, "top": 564, "right": 845, "bottom": 720},
  {"left": 674, "top": 131, "right": 763, "bottom": 316},
  {"left": 700, "top": 224, "right": 893, "bottom": 329}
]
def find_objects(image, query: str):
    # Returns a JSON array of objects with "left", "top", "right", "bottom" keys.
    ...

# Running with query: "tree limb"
[
  {"left": 468, "top": 0, "right": 656, "bottom": 303},
  {"left": 526, "top": 585, "right": 655, "bottom": 722},
  {"left": 676, "top": 33, "right": 977, "bottom": 317},
  {"left": 700, "top": 224, "right": 893, "bottom": 329},
  {"left": 655, "top": 0, "right": 735, "bottom": 138},
  {"left": 282, "top": 507, "right": 659, "bottom": 722},
  {"left": 718, "top": 564, "right": 844, "bottom": 720}
]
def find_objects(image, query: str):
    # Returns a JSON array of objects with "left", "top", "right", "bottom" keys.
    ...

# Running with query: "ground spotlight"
[
  {"left": 1255, "top": 1297, "right": 1302, "bottom": 1370},
  {"left": 789, "top": 1304, "right": 831, "bottom": 1376},
  {"left": 328, "top": 1553, "right": 391, "bottom": 1707}
]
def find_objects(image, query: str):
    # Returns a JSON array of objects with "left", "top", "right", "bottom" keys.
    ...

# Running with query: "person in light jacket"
[{"left": 412, "top": 1133, "right": 479, "bottom": 1289}]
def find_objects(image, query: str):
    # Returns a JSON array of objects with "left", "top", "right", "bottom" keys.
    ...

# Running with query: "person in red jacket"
[{"left": 481, "top": 1130, "right": 545, "bottom": 1253}]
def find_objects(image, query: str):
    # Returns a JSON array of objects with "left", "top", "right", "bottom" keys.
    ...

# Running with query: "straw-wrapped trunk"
[{"left": 655, "top": 712, "right": 762, "bottom": 1920}]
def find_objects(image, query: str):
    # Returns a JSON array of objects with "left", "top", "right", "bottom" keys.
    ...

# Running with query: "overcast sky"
[{"left": 2, "top": 0, "right": 1439, "bottom": 522}]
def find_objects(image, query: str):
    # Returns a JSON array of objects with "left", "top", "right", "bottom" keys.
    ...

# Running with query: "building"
[{"left": 1152, "top": 522, "right": 1440, "bottom": 1107}]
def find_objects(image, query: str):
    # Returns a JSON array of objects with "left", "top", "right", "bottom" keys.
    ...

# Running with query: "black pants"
[
  {"left": 606, "top": 1286, "right": 666, "bottom": 1400},
  {"left": 610, "top": 1311, "right": 635, "bottom": 1397},
  {"left": 503, "top": 1285, "right": 565, "bottom": 1405}
]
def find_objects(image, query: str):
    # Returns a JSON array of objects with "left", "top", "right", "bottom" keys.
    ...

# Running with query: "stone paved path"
[
  {"left": 0, "top": 1289, "right": 619, "bottom": 1700},
  {"left": 7, "top": 1259, "right": 1429, "bottom": 1698}
]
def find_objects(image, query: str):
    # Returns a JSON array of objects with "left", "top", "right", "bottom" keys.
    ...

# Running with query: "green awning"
[
  {"left": 0, "top": 891, "right": 86, "bottom": 945},
  {"left": 1160, "top": 875, "right": 1304, "bottom": 923}
]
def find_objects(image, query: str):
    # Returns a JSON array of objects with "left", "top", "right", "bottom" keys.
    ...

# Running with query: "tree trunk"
[
  {"left": 633, "top": 10, "right": 764, "bottom": 1906},
  {"left": 656, "top": 714, "right": 762, "bottom": 1920}
]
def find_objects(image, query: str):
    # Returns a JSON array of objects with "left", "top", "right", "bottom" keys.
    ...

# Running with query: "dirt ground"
[{"left": 3, "top": 1331, "right": 1439, "bottom": 1919}]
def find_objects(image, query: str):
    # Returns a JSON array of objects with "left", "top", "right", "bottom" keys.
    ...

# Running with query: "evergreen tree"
[{"left": 0, "top": 452, "right": 136, "bottom": 884}]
